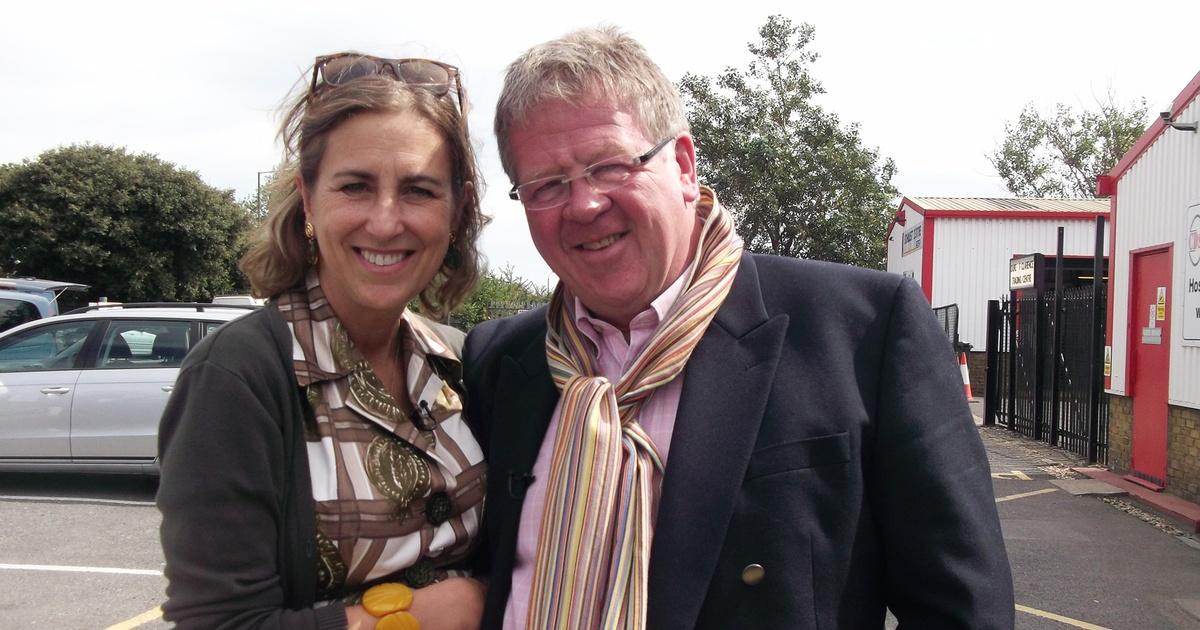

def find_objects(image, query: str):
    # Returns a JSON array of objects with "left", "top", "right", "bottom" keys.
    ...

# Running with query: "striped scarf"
[{"left": 528, "top": 190, "right": 742, "bottom": 629}]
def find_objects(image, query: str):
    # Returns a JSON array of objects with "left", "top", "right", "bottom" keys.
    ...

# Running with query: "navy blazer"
[{"left": 464, "top": 253, "right": 1014, "bottom": 629}]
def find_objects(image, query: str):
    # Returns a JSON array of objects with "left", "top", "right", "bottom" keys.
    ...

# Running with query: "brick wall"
[
  {"left": 1106, "top": 396, "right": 1200, "bottom": 504},
  {"left": 967, "top": 351, "right": 987, "bottom": 399},
  {"left": 1108, "top": 395, "right": 1132, "bottom": 473},
  {"left": 1167, "top": 405, "right": 1200, "bottom": 504}
]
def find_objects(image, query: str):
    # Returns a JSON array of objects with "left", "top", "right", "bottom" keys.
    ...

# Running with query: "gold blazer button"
[{"left": 741, "top": 563, "right": 765, "bottom": 585}]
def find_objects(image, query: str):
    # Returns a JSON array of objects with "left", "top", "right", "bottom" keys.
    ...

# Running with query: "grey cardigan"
[
  {"left": 157, "top": 305, "right": 465, "bottom": 629},
  {"left": 157, "top": 304, "right": 343, "bottom": 629}
]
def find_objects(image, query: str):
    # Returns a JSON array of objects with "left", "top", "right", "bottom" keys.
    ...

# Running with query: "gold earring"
[
  {"left": 443, "top": 232, "right": 461, "bottom": 270},
  {"left": 305, "top": 222, "right": 318, "bottom": 265}
]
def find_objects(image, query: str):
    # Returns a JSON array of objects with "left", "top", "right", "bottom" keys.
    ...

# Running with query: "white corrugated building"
[
  {"left": 1097, "top": 70, "right": 1200, "bottom": 502},
  {"left": 885, "top": 196, "right": 1109, "bottom": 357}
]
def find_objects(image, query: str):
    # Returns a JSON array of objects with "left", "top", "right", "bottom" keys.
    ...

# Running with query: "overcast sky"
[{"left": 2, "top": 0, "right": 1196, "bottom": 285}]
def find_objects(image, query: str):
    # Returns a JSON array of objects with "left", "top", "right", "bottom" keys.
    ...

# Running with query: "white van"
[
  {"left": 211, "top": 295, "right": 265, "bottom": 306},
  {"left": 0, "top": 279, "right": 90, "bottom": 333}
]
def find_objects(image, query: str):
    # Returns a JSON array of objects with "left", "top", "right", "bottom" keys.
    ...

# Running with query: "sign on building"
[
  {"left": 902, "top": 224, "right": 922, "bottom": 256},
  {"left": 1184, "top": 203, "right": 1200, "bottom": 343},
  {"left": 1009, "top": 255, "right": 1037, "bottom": 291}
]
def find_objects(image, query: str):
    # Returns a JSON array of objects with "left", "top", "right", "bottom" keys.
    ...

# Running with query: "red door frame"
[{"left": 1126, "top": 243, "right": 1172, "bottom": 490}]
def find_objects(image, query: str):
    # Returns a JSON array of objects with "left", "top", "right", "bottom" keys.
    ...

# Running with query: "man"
[{"left": 465, "top": 27, "right": 1014, "bottom": 629}]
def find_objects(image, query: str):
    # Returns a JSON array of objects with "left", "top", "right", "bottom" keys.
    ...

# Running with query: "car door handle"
[
  {"left": 40, "top": 387, "right": 71, "bottom": 395},
  {"left": 161, "top": 385, "right": 174, "bottom": 392}
]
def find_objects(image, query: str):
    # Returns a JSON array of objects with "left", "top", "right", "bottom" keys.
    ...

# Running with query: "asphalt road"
[
  {"left": 995, "top": 475, "right": 1200, "bottom": 629},
  {"left": 2, "top": 426, "right": 1199, "bottom": 629},
  {"left": 0, "top": 473, "right": 169, "bottom": 629}
]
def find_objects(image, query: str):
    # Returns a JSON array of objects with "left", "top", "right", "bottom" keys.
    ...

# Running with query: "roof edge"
[{"left": 1107, "top": 70, "right": 1200, "bottom": 184}]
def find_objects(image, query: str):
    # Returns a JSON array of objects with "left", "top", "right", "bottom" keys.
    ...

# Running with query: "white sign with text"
[
  {"left": 902, "top": 224, "right": 922, "bottom": 256},
  {"left": 1185, "top": 203, "right": 1200, "bottom": 343},
  {"left": 1010, "top": 255, "right": 1036, "bottom": 291}
]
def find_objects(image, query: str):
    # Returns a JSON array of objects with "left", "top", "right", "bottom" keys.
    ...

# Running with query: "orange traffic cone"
[{"left": 958, "top": 352, "right": 973, "bottom": 400}]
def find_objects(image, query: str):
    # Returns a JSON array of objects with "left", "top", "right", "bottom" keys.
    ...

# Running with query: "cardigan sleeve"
[{"left": 157, "top": 350, "right": 345, "bottom": 630}]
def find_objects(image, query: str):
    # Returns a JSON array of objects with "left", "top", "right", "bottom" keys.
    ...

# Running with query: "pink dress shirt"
[{"left": 502, "top": 274, "right": 689, "bottom": 629}]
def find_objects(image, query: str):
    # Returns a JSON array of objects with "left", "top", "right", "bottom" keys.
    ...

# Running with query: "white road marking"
[
  {"left": 996, "top": 488, "right": 1059, "bottom": 503},
  {"left": 0, "top": 563, "right": 162, "bottom": 576},
  {"left": 0, "top": 494, "right": 155, "bottom": 506}
]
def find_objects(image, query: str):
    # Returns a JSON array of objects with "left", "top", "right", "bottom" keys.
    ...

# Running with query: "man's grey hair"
[{"left": 494, "top": 25, "right": 689, "bottom": 182}]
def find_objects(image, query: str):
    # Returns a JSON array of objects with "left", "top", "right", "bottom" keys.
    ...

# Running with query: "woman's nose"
[{"left": 366, "top": 194, "right": 407, "bottom": 236}]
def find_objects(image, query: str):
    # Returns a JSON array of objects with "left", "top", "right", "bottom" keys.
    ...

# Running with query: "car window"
[
  {"left": 0, "top": 320, "right": 96, "bottom": 372},
  {"left": 0, "top": 297, "right": 42, "bottom": 333},
  {"left": 98, "top": 320, "right": 192, "bottom": 369},
  {"left": 203, "top": 321, "right": 226, "bottom": 336}
]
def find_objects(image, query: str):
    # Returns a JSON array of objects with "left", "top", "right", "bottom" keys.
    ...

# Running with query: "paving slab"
[
  {"left": 1075, "top": 467, "right": 1200, "bottom": 533},
  {"left": 1050, "top": 478, "right": 1127, "bottom": 496},
  {"left": 1178, "top": 598, "right": 1200, "bottom": 621}
]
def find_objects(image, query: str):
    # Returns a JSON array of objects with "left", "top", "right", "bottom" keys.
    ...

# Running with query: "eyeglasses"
[
  {"left": 308, "top": 53, "right": 465, "bottom": 114},
  {"left": 508, "top": 137, "right": 675, "bottom": 211}
]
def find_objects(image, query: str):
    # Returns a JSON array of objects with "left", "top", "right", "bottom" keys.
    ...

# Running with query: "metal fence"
[
  {"left": 985, "top": 285, "right": 1109, "bottom": 464},
  {"left": 448, "top": 300, "right": 546, "bottom": 331},
  {"left": 933, "top": 303, "right": 961, "bottom": 350}
]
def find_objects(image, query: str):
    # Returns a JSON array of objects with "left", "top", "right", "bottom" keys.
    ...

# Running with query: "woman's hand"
[
  {"left": 345, "top": 577, "right": 484, "bottom": 630},
  {"left": 410, "top": 577, "right": 486, "bottom": 630},
  {"left": 345, "top": 604, "right": 378, "bottom": 630}
]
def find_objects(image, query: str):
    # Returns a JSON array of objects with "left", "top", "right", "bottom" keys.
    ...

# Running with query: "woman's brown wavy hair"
[{"left": 240, "top": 57, "right": 487, "bottom": 319}]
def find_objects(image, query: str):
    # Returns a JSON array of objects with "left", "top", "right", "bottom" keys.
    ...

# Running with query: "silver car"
[{"left": 0, "top": 304, "right": 254, "bottom": 474}]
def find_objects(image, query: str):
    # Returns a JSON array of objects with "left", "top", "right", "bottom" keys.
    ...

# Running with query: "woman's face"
[{"left": 300, "top": 110, "right": 458, "bottom": 326}]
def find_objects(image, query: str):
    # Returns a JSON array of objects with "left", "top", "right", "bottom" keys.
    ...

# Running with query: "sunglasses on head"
[{"left": 308, "top": 53, "right": 465, "bottom": 114}]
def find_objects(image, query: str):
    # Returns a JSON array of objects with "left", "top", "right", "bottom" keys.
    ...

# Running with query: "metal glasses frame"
[{"left": 508, "top": 136, "right": 675, "bottom": 210}]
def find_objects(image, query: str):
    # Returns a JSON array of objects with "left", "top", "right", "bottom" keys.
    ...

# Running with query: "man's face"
[{"left": 507, "top": 98, "right": 702, "bottom": 329}]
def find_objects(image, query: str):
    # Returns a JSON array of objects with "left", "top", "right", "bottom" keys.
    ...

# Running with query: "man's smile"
[{"left": 576, "top": 232, "right": 627, "bottom": 251}]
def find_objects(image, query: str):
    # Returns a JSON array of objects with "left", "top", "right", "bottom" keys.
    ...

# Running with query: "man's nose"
[{"left": 560, "top": 178, "right": 609, "bottom": 222}]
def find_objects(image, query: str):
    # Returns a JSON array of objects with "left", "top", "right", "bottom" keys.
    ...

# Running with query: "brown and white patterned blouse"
[{"left": 276, "top": 273, "right": 485, "bottom": 600}]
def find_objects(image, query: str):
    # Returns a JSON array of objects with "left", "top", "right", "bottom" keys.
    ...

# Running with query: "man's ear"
[{"left": 673, "top": 133, "right": 700, "bottom": 203}]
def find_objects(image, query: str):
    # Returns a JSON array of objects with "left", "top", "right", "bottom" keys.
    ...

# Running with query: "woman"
[{"left": 157, "top": 53, "right": 488, "bottom": 629}]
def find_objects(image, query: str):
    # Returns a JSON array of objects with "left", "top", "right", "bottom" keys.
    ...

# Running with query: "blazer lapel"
[{"left": 647, "top": 254, "right": 788, "bottom": 629}]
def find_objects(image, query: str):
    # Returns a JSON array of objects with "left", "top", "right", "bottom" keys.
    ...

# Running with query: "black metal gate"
[{"left": 985, "top": 286, "right": 1109, "bottom": 464}]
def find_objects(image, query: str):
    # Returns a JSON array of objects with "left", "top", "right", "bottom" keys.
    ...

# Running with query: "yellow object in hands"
[
  {"left": 376, "top": 611, "right": 420, "bottom": 630},
  {"left": 362, "top": 582, "right": 415, "bottom": 616}
]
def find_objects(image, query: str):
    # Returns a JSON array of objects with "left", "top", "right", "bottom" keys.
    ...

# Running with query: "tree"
[
  {"left": 990, "top": 95, "right": 1149, "bottom": 197},
  {"left": 0, "top": 144, "right": 252, "bottom": 302},
  {"left": 451, "top": 265, "right": 550, "bottom": 330},
  {"left": 679, "top": 15, "right": 898, "bottom": 270}
]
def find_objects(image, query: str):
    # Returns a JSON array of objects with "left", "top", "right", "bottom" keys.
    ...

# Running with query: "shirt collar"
[
  {"left": 281, "top": 270, "right": 462, "bottom": 388},
  {"left": 572, "top": 263, "right": 691, "bottom": 353}
]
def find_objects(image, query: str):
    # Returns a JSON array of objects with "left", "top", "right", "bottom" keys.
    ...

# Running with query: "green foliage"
[
  {"left": 991, "top": 95, "right": 1149, "bottom": 197},
  {"left": 452, "top": 265, "right": 550, "bottom": 330},
  {"left": 679, "top": 15, "right": 898, "bottom": 270},
  {"left": 0, "top": 144, "right": 253, "bottom": 301}
]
